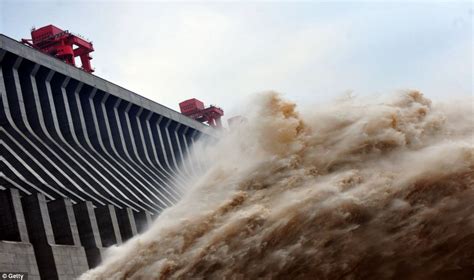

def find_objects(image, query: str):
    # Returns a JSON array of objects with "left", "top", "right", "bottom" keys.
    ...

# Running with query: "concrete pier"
[
  {"left": 95, "top": 205, "right": 123, "bottom": 248},
  {"left": 134, "top": 210, "right": 154, "bottom": 233},
  {"left": 116, "top": 208, "right": 138, "bottom": 242},
  {"left": 22, "top": 193, "right": 89, "bottom": 279},
  {"left": 0, "top": 188, "right": 29, "bottom": 242},
  {"left": 74, "top": 201, "right": 105, "bottom": 268},
  {"left": 0, "top": 189, "right": 40, "bottom": 279}
]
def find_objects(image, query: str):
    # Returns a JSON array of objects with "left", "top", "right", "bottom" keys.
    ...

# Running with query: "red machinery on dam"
[
  {"left": 21, "top": 24, "right": 95, "bottom": 73},
  {"left": 21, "top": 25, "right": 225, "bottom": 128},
  {"left": 179, "top": 98, "right": 224, "bottom": 128}
]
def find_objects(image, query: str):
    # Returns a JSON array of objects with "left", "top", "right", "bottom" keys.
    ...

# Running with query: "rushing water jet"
[{"left": 81, "top": 91, "right": 474, "bottom": 280}]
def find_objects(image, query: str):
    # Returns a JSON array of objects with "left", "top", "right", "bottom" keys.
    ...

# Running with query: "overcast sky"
[{"left": 1, "top": 1, "right": 472, "bottom": 119}]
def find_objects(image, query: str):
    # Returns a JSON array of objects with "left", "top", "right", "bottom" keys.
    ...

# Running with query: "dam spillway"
[{"left": 0, "top": 34, "right": 212, "bottom": 279}]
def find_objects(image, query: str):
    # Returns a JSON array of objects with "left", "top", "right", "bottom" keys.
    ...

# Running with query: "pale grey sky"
[{"left": 1, "top": 1, "right": 472, "bottom": 119}]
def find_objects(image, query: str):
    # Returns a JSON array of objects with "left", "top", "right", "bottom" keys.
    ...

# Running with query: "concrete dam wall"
[{"left": 0, "top": 34, "right": 212, "bottom": 279}]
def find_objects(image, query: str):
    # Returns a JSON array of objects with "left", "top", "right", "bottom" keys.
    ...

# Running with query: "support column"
[
  {"left": 0, "top": 188, "right": 40, "bottom": 279},
  {"left": 133, "top": 210, "right": 153, "bottom": 233},
  {"left": 22, "top": 193, "right": 58, "bottom": 279},
  {"left": 116, "top": 207, "right": 138, "bottom": 241},
  {"left": 95, "top": 204, "right": 122, "bottom": 247},
  {"left": 74, "top": 201, "right": 105, "bottom": 268},
  {"left": 22, "top": 193, "right": 89, "bottom": 279},
  {"left": 146, "top": 212, "right": 153, "bottom": 228},
  {"left": 0, "top": 188, "right": 29, "bottom": 242},
  {"left": 48, "top": 198, "right": 81, "bottom": 245}
]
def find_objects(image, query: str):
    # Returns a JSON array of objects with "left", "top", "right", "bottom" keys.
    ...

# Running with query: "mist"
[{"left": 81, "top": 91, "right": 474, "bottom": 279}]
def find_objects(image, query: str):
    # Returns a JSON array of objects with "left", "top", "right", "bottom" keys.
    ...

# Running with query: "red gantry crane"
[
  {"left": 179, "top": 98, "right": 224, "bottom": 128},
  {"left": 21, "top": 24, "right": 95, "bottom": 73}
]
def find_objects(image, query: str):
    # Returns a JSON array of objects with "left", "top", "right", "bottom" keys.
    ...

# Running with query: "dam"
[{"left": 0, "top": 33, "right": 213, "bottom": 279}]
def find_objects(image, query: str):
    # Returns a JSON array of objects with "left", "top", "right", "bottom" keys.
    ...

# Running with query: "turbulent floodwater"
[{"left": 81, "top": 91, "right": 474, "bottom": 280}]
